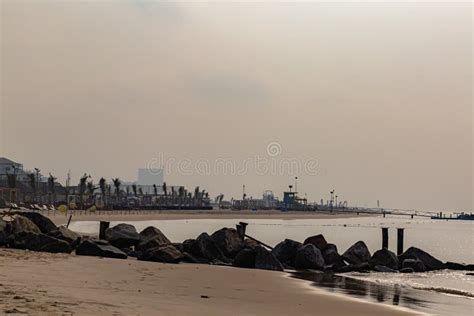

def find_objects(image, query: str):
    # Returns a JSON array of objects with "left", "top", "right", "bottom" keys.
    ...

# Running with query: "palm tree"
[
  {"left": 162, "top": 182, "right": 167, "bottom": 196},
  {"left": 79, "top": 173, "right": 89, "bottom": 209},
  {"left": 153, "top": 184, "right": 158, "bottom": 196},
  {"left": 112, "top": 178, "right": 121, "bottom": 205},
  {"left": 48, "top": 173, "right": 57, "bottom": 205},
  {"left": 6, "top": 173, "right": 17, "bottom": 203},
  {"left": 87, "top": 180, "right": 97, "bottom": 204},
  {"left": 99, "top": 177, "right": 107, "bottom": 207},
  {"left": 132, "top": 184, "right": 137, "bottom": 197},
  {"left": 28, "top": 173, "right": 36, "bottom": 202}
]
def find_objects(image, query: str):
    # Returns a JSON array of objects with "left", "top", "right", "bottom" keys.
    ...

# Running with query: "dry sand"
[
  {"left": 0, "top": 249, "right": 420, "bottom": 316},
  {"left": 46, "top": 209, "right": 367, "bottom": 225}
]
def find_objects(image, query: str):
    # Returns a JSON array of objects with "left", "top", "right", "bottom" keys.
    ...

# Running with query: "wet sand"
[
  {"left": 0, "top": 249, "right": 419, "bottom": 315},
  {"left": 46, "top": 209, "right": 365, "bottom": 225}
]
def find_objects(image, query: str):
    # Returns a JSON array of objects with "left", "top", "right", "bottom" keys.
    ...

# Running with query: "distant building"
[{"left": 137, "top": 168, "right": 163, "bottom": 186}]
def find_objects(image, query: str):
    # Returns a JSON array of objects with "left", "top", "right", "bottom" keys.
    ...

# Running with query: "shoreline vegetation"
[{"left": 1, "top": 209, "right": 471, "bottom": 315}]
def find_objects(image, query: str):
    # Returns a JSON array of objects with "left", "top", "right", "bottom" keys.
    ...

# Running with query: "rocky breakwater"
[{"left": 2, "top": 213, "right": 473, "bottom": 275}]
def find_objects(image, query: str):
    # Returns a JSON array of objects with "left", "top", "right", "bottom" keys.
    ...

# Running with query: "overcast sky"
[{"left": 1, "top": 0, "right": 472, "bottom": 211}]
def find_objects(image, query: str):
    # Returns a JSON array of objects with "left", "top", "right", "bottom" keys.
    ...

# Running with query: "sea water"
[{"left": 69, "top": 215, "right": 474, "bottom": 315}]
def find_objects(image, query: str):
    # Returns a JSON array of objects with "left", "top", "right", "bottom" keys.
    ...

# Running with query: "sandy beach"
[
  {"left": 45, "top": 209, "right": 366, "bottom": 226},
  {"left": 0, "top": 249, "right": 419, "bottom": 315}
]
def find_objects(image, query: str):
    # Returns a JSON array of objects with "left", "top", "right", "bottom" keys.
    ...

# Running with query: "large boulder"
[
  {"left": 16, "top": 212, "right": 57, "bottom": 234},
  {"left": 303, "top": 234, "right": 327, "bottom": 251},
  {"left": 255, "top": 246, "right": 284, "bottom": 271},
  {"left": 186, "top": 233, "right": 228, "bottom": 262},
  {"left": 373, "top": 265, "right": 397, "bottom": 273},
  {"left": 295, "top": 244, "right": 325, "bottom": 270},
  {"left": 211, "top": 228, "right": 244, "bottom": 258},
  {"left": 104, "top": 223, "right": 140, "bottom": 248},
  {"left": 336, "top": 262, "right": 371, "bottom": 273},
  {"left": 10, "top": 215, "right": 41, "bottom": 234},
  {"left": 271, "top": 239, "right": 302, "bottom": 266},
  {"left": 243, "top": 238, "right": 259, "bottom": 250},
  {"left": 445, "top": 262, "right": 474, "bottom": 271},
  {"left": 76, "top": 240, "right": 127, "bottom": 259},
  {"left": 7, "top": 231, "right": 72, "bottom": 253},
  {"left": 136, "top": 227, "right": 171, "bottom": 252},
  {"left": 369, "top": 248, "right": 399, "bottom": 270},
  {"left": 402, "top": 259, "right": 426, "bottom": 272},
  {"left": 322, "top": 244, "right": 346, "bottom": 269},
  {"left": 138, "top": 245, "right": 184, "bottom": 263},
  {"left": 48, "top": 226, "right": 81, "bottom": 245},
  {"left": 399, "top": 247, "right": 444, "bottom": 271},
  {"left": 342, "top": 241, "right": 371, "bottom": 265},
  {"left": 0, "top": 218, "right": 7, "bottom": 246},
  {"left": 233, "top": 248, "right": 257, "bottom": 269}
]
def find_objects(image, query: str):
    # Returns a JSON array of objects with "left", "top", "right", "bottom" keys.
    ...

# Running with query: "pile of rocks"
[{"left": 2, "top": 213, "right": 473, "bottom": 274}]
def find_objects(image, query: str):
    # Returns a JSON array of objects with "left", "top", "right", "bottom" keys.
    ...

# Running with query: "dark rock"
[
  {"left": 138, "top": 245, "right": 184, "bottom": 263},
  {"left": 445, "top": 262, "right": 474, "bottom": 271},
  {"left": 400, "top": 267, "right": 415, "bottom": 273},
  {"left": 182, "top": 252, "right": 209, "bottom": 264},
  {"left": 303, "top": 234, "right": 327, "bottom": 250},
  {"left": 136, "top": 227, "right": 171, "bottom": 251},
  {"left": 254, "top": 246, "right": 284, "bottom": 271},
  {"left": 233, "top": 248, "right": 257, "bottom": 268},
  {"left": 243, "top": 238, "right": 259, "bottom": 250},
  {"left": 105, "top": 223, "right": 140, "bottom": 248},
  {"left": 336, "top": 262, "right": 371, "bottom": 273},
  {"left": 10, "top": 215, "right": 41, "bottom": 234},
  {"left": 76, "top": 239, "right": 127, "bottom": 259},
  {"left": 373, "top": 265, "right": 397, "bottom": 273},
  {"left": 211, "top": 228, "right": 244, "bottom": 258},
  {"left": 370, "top": 248, "right": 399, "bottom": 270},
  {"left": 399, "top": 247, "right": 444, "bottom": 271},
  {"left": 187, "top": 233, "right": 228, "bottom": 262},
  {"left": 322, "top": 244, "right": 346, "bottom": 269},
  {"left": 7, "top": 231, "right": 72, "bottom": 253},
  {"left": 342, "top": 241, "right": 371, "bottom": 265},
  {"left": 295, "top": 244, "right": 325, "bottom": 270},
  {"left": 402, "top": 259, "right": 426, "bottom": 272},
  {"left": 173, "top": 243, "right": 183, "bottom": 252},
  {"left": 16, "top": 212, "right": 57, "bottom": 234},
  {"left": 271, "top": 239, "right": 302, "bottom": 266},
  {"left": 48, "top": 226, "right": 81, "bottom": 245},
  {"left": 0, "top": 218, "right": 7, "bottom": 246}
]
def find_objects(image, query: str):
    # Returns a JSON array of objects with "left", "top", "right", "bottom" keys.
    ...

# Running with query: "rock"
[
  {"left": 16, "top": 212, "right": 57, "bottom": 234},
  {"left": 444, "top": 262, "right": 474, "bottom": 271},
  {"left": 48, "top": 226, "right": 81, "bottom": 245},
  {"left": 104, "top": 223, "right": 140, "bottom": 248},
  {"left": 173, "top": 243, "right": 183, "bottom": 252},
  {"left": 399, "top": 247, "right": 444, "bottom": 271},
  {"left": 294, "top": 244, "right": 325, "bottom": 270},
  {"left": 138, "top": 245, "right": 184, "bottom": 263},
  {"left": 211, "top": 228, "right": 244, "bottom": 258},
  {"left": 243, "top": 238, "right": 259, "bottom": 250},
  {"left": 255, "top": 246, "right": 284, "bottom": 271},
  {"left": 76, "top": 239, "right": 127, "bottom": 259},
  {"left": 233, "top": 248, "right": 257, "bottom": 268},
  {"left": 271, "top": 239, "right": 302, "bottom": 266},
  {"left": 322, "top": 244, "right": 346, "bottom": 269},
  {"left": 187, "top": 233, "right": 228, "bottom": 262},
  {"left": 10, "top": 215, "right": 41, "bottom": 234},
  {"left": 369, "top": 248, "right": 399, "bottom": 270},
  {"left": 182, "top": 252, "right": 208, "bottom": 264},
  {"left": 342, "top": 241, "right": 371, "bottom": 265},
  {"left": 303, "top": 234, "right": 327, "bottom": 250},
  {"left": 402, "top": 259, "right": 426, "bottom": 272},
  {"left": 7, "top": 231, "right": 72, "bottom": 253},
  {"left": 0, "top": 218, "right": 7, "bottom": 246},
  {"left": 400, "top": 267, "right": 415, "bottom": 273},
  {"left": 336, "top": 262, "right": 371, "bottom": 273},
  {"left": 373, "top": 265, "right": 397, "bottom": 273},
  {"left": 136, "top": 227, "right": 171, "bottom": 252}
]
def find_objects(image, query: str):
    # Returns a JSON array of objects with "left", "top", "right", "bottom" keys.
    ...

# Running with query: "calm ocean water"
[{"left": 69, "top": 215, "right": 474, "bottom": 315}]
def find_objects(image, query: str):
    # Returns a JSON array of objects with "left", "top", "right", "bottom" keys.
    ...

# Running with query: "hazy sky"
[{"left": 1, "top": 0, "right": 472, "bottom": 211}]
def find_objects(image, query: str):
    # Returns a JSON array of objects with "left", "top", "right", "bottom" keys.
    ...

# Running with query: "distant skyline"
[{"left": 1, "top": 0, "right": 472, "bottom": 211}]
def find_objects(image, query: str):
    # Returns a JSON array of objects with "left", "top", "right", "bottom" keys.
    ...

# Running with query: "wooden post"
[
  {"left": 382, "top": 227, "right": 389, "bottom": 249},
  {"left": 66, "top": 215, "right": 73, "bottom": 228},
  {"left": 397, "top": 228, "right": 404, "bottom": 256},
  {"left": 236, "top": 222, "right": 248, "bottom": 240},
  {"left": 99, "top": 221, "right": 110, "bottom": 240}
]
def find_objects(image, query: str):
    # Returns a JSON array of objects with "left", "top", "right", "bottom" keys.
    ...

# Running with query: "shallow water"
[{"left": 69, "top": 215, "right": 474, "bottom": 315}]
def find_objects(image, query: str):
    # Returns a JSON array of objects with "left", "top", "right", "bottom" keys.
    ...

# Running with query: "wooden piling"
[
  {"left": 99, "top": 221, "right": 110, "bottom": 240},
  {"left": 397, "top": 228, "right": 404, "bottom": 256},
  {"left": 382, "top": 227, "right": 389, "bottom": 249},
  {"left": 66, "top": 215, "right": 73, "bottom": 228}
]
